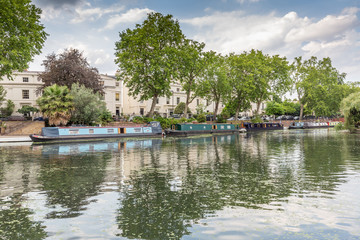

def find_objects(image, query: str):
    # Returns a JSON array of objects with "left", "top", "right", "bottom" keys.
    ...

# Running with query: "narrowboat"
[
  {"left": 29, "top": 121, "right": 163, "bottom": 143},
  {"left": 288, "top": 121, "right": 338, "bottom": 129},
  {"left": 241, "top": 122, "right": 284, "bottom": 131},
  {"left": 165, "top": 123, "right": 239, "bottom": 136}
]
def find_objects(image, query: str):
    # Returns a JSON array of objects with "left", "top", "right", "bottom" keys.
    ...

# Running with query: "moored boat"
[
  {"left": 165, "top": 123, "right": 239, "bottom": 136},
  {"left": 30, "top": 121, "right": 163, "bottom": 143},
  {"left": 288, "top": 121, "right": 339, "bottom": 129},
  {"left": 241, "top": 122, "right": 284, "bottom": 131}
]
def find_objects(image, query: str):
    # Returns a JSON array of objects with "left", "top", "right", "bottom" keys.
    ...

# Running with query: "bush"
[
  {"left": 196, "top": 113, "right": 206, "bottom": 123},
  {"left": 251, "top": 115, "right": 263, "bottom": 123},
  {"left": 334, "top": 122, "right": 345, "bottom": 131},
  {"left": 216, "top": 114, "right": 227, "bottom": 123}
]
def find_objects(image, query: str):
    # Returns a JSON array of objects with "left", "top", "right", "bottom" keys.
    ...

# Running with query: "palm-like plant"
[{"left": 37, "top": 84, "right": 74, "bottom": 126}]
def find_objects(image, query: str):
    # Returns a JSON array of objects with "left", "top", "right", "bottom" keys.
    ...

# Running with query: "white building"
[{"left": 0, "top": 71, "right": 229, "bottom": 118}]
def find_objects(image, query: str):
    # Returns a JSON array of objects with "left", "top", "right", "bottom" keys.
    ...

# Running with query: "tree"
[
  {"left": 202, "top": 51, "right": 230, "bottom": 120},
  {"left": 0, "top": 0, "right": 47, "bottom": 79},
  {"left": 38, "top": 48, "right": 103, "bottom": 94},
  {"left": 265, "top": 101, "right": 284, "bottom": 116},
  {"left": 340, "top": 92, "right": 360, "bottom": 131},
  {"left": 114, "top": 12, "right": 185, "bottom": 118},
  {"left": 37, "top": 84, "right": 74, "bottom": 126},
  {"left": 174, "top": 102, "right": 191, "bottom": 115},
  {"left": 70, "top": 83, "right": 108, "bottom": 126},
  {"left": 17, "top": 105, "right": 38, "bottom": 117},
  {"left": 0, "top": 99, "right": 14, "bottom": 117},
  {"left": 291, "top": 56, "right": 347, "bottom": 119},
  {"left": 176, "top": 39, "right": 207, "bottom": 118},
  {"left": 247, "top": 50, "right": 291, "bottom": 115},
  {"left": 226, "top": 52, "right": 255, "bottom": 120}
]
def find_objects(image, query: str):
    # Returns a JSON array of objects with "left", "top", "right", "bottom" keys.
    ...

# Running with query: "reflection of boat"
[
  {"left": 30, "top": 121, "right": 163, "bottom": 143},
  {"left": 242, "top": 122, "right": 284, "bottom": 132},
  {"left": 165, "top": 123, "right": 239, "bottom": 136},
  {"left": 288, "top": 121, "right": 338, "bottom": 129},
  {"left": 39, "top": 139, "right": 162, "bottom": 155}
]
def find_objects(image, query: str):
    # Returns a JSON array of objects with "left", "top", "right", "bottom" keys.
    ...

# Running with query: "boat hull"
[{"left": 165, "top": 129, "right": 239, "bottom": 136}]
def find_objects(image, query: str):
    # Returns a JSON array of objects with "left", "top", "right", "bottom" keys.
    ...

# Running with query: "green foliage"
[
  {"left": 251, "top": 115, "right": 263, "bottom": 123},
  {"left": 340, "top": 92, "right": 360, "bottom": 131},
  {"left": 70, "top": 83, "right": 107, "bottom": 126},
  {"left": 176, "top": 39, "right": 207, "bottom": 117},
  {"left": 196, "top": 113, "right": 206, "bottom": 123},
  {"left": 98, "top": 109, "right": 113, "bottom": 125},
  {"left": 37, "top": 84, "right": 74, "bottom": 126},
  {"left": 115, "top": 12, "right": 185, "bottom": 117},
  {"left": 203, "top": 51, "right": 230, "bottom": 117},
  {"left": 38, "top": 49, "right": 104, "bottom": 94},
  {"left": 0, "top": 100, "right": 15, "bottom": 117},
  {"left": 216, "top": 114, "right": 227, "bottom": 123},
  {"left": 17, "top": 105, "right": 38, "bottom": 116},
  {"left": 0, "top": 86, "right": 6, "bottom": 104},
  {"left": 265, "top": 101, "right": 284, "bottom": 116},
  {"left": 0, "top": 0, "right": 48, "bottom": 79},
  {"left": 174, "top": 102, "right": 191, "bottom": 115},
  {"left": 334, "top": 122, "right": 345, "bottom": 131}
]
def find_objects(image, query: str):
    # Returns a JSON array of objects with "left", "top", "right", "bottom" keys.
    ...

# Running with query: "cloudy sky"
[{"left": 30, "top": 0, "right": 360, "bottom": 82}]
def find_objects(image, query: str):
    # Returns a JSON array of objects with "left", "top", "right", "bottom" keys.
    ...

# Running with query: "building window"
[
  {"left": 115, "top": 92, "right": 120, "bottom": 101},
  {"left": 176, "top": 88, "right": 180, "bottom": 92},
  {"left": 166, "top": 98, "right": 170, "bottom": 104},
  {"left": 23, "top": 77, "right": 29, "bottom": 82},
  {"left": 197, "top": 99, "right": 199, "bottom": 106},
  {"left": 22, "top": 90, "right": 29, "bottom": 99},
  {"left": 156, "top": 98, "right": 159, "bottom": 104},
  {"left": 100, "top": 81, "right": 104, "bottom": 86},
  {"left": 176, "top": 97, "right": 180, "bottom": 105},
  {"left": 140, "top": 108, "right": 144, "bottom": 115},
  {"left": 116, "top": 82, "right": 119, "bottom": 87}
]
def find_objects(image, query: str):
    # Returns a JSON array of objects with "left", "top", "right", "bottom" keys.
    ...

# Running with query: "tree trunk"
[
  {"left": 256, "top": 100, "right": 261, "bottom": 116},
  {"left": 184, "top": 91, "right": 191, "bottom": 119},
  {"left": 148, "top": 95, "right": 158, "bottom": 118},
  {"left": 214, "top": 100, "right": 219, "bottom": 122},
  {"left": 299, "top": 102, "right": 304, "bottom": 121}
]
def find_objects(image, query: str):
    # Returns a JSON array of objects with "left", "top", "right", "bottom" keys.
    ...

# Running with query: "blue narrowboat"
[
  {"left": 30, "top": 121, "right": 163, "bottom": 143},
  {"left": 165, "top": 123, "right": 239, "bottom": 136}
]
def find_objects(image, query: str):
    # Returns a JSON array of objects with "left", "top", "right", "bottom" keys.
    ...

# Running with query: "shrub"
[{"left": 196, "top": 113, "right": 206, "bottom": 123}]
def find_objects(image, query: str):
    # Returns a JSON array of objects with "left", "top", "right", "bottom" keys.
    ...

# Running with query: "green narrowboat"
[{"left": 165, "top": 123, "right": 238, "bottom": 136}]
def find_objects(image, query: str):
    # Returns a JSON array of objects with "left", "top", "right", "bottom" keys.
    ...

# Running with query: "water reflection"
[{"left": 0, "top": 130, "right": 359, "bottom": 239}]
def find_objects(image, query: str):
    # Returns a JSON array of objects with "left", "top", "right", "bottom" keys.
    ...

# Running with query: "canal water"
[{"left": 1, "top": 129, "right": 360, "bottom": 239}]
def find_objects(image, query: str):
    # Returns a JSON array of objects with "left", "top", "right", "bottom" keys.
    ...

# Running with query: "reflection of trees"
[
  {"left": 38, "top": 152, "right": 110, "bottom": 218},
  {"left": 0, "top": 199, "right": 47, "bottom": 240},
  {"left": 116, "top": 132, "right": 360, "bottom": 239}
]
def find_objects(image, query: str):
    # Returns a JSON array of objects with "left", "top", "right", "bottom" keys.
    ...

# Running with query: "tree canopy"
[
  {"left": 38, "top": 48, "right": 103, "bottom": 94},
  {"left": 114, "top": 12, "right": 185, "bottom": 118},
  {"left": 70, "top": 83, "right": 108, "bottom": 126},
  {"left": 0, "top": 0, "right": 47, "bottom": 79},
  {"left": 340, "top": 92, "right": 360, "bottom": 130}
]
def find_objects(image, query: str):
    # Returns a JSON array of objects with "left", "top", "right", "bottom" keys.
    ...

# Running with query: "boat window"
[
  {"left": 69, "top": 129, "right": 79, "bottom": 134},
  {"left": 134, "top": 128, "right": 142, "bottom": 133},
  {"left": 107, "top": 129, "right": 115, "bottom": 133},
  {"left": 89, "top": 129, "right": 94, "bottom": 134}
]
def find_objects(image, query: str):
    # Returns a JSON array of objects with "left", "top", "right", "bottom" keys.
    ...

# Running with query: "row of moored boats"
[{"left": 30, "top": 121, "right": 341, "bottom": 143}]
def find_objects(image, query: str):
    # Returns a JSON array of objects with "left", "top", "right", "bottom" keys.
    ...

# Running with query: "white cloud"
[
  {"left": 182, "top": 7, "right": 360, "bottom": 81},
  {"left": 236, "top": 0, "right": 260, "bottom": 4},
  {"left": 71, "top": 5, "right": 125, "bottom": 24},
  {"left": 102, "top": 8, "right": 154, "bottom": 30}
]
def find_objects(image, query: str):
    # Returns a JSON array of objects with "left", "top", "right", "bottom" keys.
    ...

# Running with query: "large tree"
[
  {"left": 37, "top": 84, "right": 74, "bottom": 126},
  {"left": 340, "top": 92, "right": 360, "bottom": 131},
  {"left": 291, "top": 56, "right": 347, "bottom": 119},
  {"left": 202, "top": 51, "right": 230, "bottom": 120},
  {"left": 70, "top": 83, "right": 107, "bottom": 126},
  {"left": 38, "top": 49, "right": 103, "bottom": 94},
  {"left": 114, "top": 12, "right": 185, "bottom": 118},
  {"left": 0, "top": 0, "right": 47, "bottom": 79},
  {"left": 176, "top": 39, "right": 207, "bottom": 118},
  {"left": 248, "top": 50, "right": 291, "bottom": 115}
]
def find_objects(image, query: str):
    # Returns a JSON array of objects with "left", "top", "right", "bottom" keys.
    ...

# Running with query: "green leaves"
[
  {"left": 0, "top": 0, "right": 47, "bottom": 79},
  {"left": 115, "top": 12, "right": 185, "bottom": 117}
]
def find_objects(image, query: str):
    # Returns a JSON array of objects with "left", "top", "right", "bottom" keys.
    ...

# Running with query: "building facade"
[{"left": 1, "top": 71, "right": 262, "bottom": 118}]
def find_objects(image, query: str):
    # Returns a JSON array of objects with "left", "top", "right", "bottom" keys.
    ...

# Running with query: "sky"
[{"left": 29, "top": 0, "right": 360, "bottom": 82}]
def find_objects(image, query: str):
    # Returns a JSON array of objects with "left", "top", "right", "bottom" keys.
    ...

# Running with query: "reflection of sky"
[
  {"left": 24, "top": 186, "right": 122, "bottom": 239},
  {"left": 186, "top": 172, "right": 360, "bottom": 239}
]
